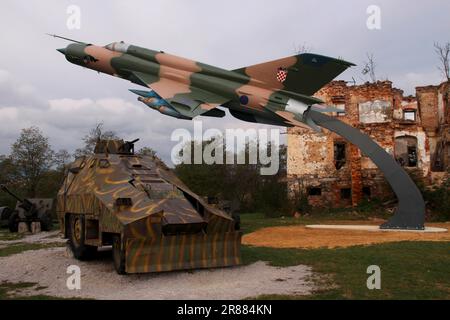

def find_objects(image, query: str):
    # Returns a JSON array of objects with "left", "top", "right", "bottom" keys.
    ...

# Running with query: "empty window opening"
[
  {"left": 362, "top": 187, "right": 371, "bottom": 198},
  {"left": 308, "top": 188, "right": 322, "bottom": 196},
  {"left": 334, "top": 142, "right": 346, "bottom": 170},
  {"left": 395, "top": 136, "right": 418, "bottom": 168},
  {"left": 407, "top": 146, "right": 418, "bottom": 167},
  {"left": 340, "top": 188, "right": 351, "bottom": 200},
  {"left": 403, "top": 110, "right": 416, "bottom": 121}
]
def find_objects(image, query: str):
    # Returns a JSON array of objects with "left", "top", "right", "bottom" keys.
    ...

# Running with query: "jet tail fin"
[{"left": 232, "top": 53, "right": 355, "bottom": 96}]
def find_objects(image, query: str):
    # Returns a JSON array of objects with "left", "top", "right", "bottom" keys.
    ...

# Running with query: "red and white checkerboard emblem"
[{"left": 276, "top": 67, "right": 288, "bottom": 83}]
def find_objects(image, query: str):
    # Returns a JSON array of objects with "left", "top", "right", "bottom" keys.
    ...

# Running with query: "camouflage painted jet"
[
  {"left": 54, "top": 35, "right": 354, "bottom": 131},
  {"left": 53, "top": 35, "right": 427, "bottom": 230}
]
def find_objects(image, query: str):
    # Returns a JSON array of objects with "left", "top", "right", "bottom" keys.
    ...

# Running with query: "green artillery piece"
[
  {"left": 0, "top": 206, "right": 13, "bottom": 228},
  {"left": 0, "top": 184, "right": 53, "bottom": 233}
]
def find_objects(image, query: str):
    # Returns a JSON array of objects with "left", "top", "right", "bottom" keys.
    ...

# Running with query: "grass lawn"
[
  {"left": 0, "top": 282, "right": 87, "bottom": 300},
  {"left": 239, "top": 211, "right": 387, "bottom": 234},
  {"left": 0, "top": 229, "right": 24, "bottom": 241},
  {"left": 0, "top": 282, "right": 60, "bottom": 300},
  {"left": 0, "top": 242, "right": 65, "bottom": 258},
  {"left": 0, "top": 220, "right": 59, "bottom": 241},
  {"left": 240, "top": 213, "right": 450, "bottom": 299}
]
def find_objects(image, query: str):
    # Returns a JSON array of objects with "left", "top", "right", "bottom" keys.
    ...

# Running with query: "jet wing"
[{"left": 129, "top": 71, "right": 228, "bottom": 118}]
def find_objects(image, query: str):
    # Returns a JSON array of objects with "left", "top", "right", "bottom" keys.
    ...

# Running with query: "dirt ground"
[
  {"left": 243, "top": 221, "right": 450, "bottom": 249},
  {"left": 0, "top": 232, "right": 316, "bottom": 300}
]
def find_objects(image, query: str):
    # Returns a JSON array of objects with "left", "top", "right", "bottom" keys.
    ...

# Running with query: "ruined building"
[{"left": 287, "top": 80, "right": 450, "bottom": 208}]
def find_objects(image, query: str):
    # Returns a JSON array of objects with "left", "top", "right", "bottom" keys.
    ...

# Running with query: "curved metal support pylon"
[{"left": 307, "top": 110, "right": 425, "bottom": 230}]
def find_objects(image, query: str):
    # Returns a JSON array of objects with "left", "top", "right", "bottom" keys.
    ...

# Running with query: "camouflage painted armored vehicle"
[{"left": 57, "top": 139, "right": 241, "bottom": 274}]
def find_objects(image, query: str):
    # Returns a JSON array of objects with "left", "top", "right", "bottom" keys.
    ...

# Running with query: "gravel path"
[{"left": 0, "top": 246, "right": 315, "bottom": 299}]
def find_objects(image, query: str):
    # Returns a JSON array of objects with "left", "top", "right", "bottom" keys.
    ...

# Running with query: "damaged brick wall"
[
  {"left": 417, "top": 82, "right": 450, "bottom": 172},
  {"left": 287, "top": 80, "right": 449, "bottom": 209}
]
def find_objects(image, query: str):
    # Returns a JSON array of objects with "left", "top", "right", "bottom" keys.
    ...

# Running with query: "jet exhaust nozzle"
[{"left": 285, "top": 99, "right": 344, "bottom": 133}]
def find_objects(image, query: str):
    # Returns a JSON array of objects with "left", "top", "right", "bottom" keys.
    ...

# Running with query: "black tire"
[
  {"left": 232, "top": 212, "right": 241, "bottom": 231},
  {"left": 67, "top": 214, "right": 97, "bottom": 260},
  {"left": 8, "top": 212, "right": 20, "bottom": 233},
  {"left": 39, "top": 211, "right": 53, "bottom": 231},
  {"left": 112, "top": 235, "right": 126, "bottom": 274}
]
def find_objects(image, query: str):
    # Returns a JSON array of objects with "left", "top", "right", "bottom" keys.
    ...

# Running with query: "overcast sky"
[{"left": 0, "top": 0, "right": 449, "bottom": 164}]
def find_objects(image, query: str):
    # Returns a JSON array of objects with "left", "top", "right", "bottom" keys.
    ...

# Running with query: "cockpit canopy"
[{"left": 104, "top": 41, "right": 130, "bottom": 53}]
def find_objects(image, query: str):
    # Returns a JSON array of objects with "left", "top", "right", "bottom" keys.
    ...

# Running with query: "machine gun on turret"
[
  {"left": 93, "top": 138, "right": 140, "bottom": 155},
  {"left": 0, "top": 185, "right": 53, "bottom": 233},
  {"left": 121, "top": 138, "right": 140, "bottom": 155}
]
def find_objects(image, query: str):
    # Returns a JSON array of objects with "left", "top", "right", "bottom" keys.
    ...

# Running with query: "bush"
[
  {"left": 423, "top": 173, "right": 450, "bottom": 221},
  {"left": 286, "top": 188, "right": 310, "bottom": 215},
  {"left": 407, "top": 169, "right": 450, "bottom": 221}
]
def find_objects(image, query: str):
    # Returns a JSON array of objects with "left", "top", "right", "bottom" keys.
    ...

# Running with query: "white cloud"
[
  {"left": 0, "top": 0, "right": 448, "bottom": 162},
  {"left": 0, "top": 68, "right": 285, "bottom": 164}
]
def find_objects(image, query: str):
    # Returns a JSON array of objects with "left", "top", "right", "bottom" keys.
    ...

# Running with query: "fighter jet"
[
  {"left": 52, "top": 35, "right": 427, "bottom": 230},
  {"left": 53, "top": 35, "right": 354, "bottom": 131}
]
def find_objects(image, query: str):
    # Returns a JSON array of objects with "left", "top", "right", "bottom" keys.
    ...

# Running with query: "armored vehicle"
[
  {"left": 57, "top": 139, "right": 241, "bottom": 274},
  {"left": 0, "top": 185, "right": 54, "bottom": 232}
]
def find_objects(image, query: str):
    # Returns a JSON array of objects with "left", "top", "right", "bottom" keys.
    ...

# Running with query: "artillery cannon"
[
  {"left": 0, "top": 206, "right": 13, "bottom": 228},
  {"left": 0, "top": 185, "right": 54, "bottom": 232}
]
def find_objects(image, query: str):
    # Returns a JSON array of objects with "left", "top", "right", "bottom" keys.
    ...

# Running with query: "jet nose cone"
[{"left": 56, "top": 48, "right": 66, "bottom": 55}]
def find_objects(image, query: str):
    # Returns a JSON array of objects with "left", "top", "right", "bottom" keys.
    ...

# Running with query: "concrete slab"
[
  {"left": 305, "top": 225, "right": 448, "bottom": 233},
  {"left": 18, "top": 222, "right": 28, "bottom": 234},
  {"left": 31, "top": 222, "right": 41, "bottom": 234}
]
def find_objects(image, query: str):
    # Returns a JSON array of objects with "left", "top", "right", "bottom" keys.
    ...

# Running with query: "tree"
[
  {"left": 434, "top": 42, "right": 450, "bottom": 81},
  {"left": 293, "top": 42, "right": 310, "bottom": 54},
  {"left": 362, "top": 53, "right": 377, "bottom": 83},
  {"left": 174, "top": 138, "right": 291, "bottom": 216},
  {"left": 0, "top": 155, "right": 17, "bottom": 185},
  {"left": 54, "top": 149, "right": 71, "bottom": 172},
  {"left": 10, "top": 126, "right": 55, "bottom": 197},
  {"left": 0, "top": 155, "right": 19, "bottom": 207},
  {"left": 74, "top": 122, "right": 118, "bottom": 157}
]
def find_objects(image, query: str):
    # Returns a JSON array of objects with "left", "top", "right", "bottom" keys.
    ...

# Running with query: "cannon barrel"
[
  {"left": 128, "top": 138, "right": 140, "bottom": 144},
  {"left": 0, "top": 184, "right": 23, "bottom": 202},
  {"left": 0, "top": 184, "right": 34, "bottom": 211}
]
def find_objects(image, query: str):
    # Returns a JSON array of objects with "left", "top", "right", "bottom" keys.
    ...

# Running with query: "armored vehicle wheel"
[
  {"left": 232, "top": 213, "right": 240, "bottom": 231},
  {"left": 68, "top": 214, "right": 96, "bottom": 260},
  {"left": 40, "top": 211, "right": 53, "bottom": 231},
  {"left": 8, "top": 212, "right": 19, "bottom": 232},
  {"left": 112, "top": 235, "right": 126, "bottom": 274}
]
